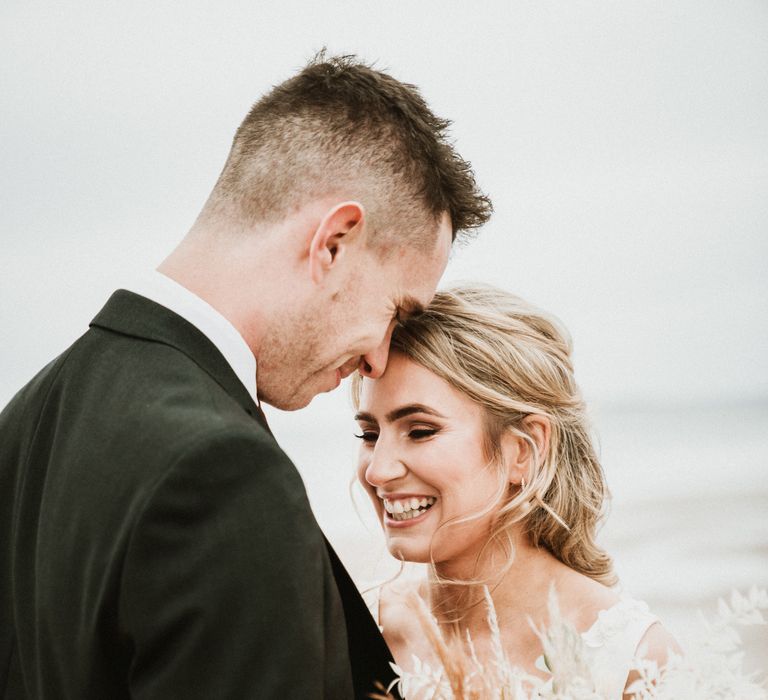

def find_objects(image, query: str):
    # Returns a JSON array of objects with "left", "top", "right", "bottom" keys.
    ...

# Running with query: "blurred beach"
[{"left": 268, "top": 397, "right": 768, "bottom": 674}]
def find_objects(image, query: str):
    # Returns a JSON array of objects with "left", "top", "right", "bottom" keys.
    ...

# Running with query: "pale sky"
[{"left": 2, "top": 0, "right": 767, "bottom": 408}]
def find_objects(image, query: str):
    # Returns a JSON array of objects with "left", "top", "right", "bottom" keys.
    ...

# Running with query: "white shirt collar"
[{"left": 126, "top": 271, "right": 259, "bottom": 406}]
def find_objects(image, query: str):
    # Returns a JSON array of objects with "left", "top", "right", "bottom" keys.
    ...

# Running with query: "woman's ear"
[
  {"left": 308, "top": 201, "right": 365, "bottom": 284},
  {"left": 502, "top": 415, "right": 551, "bottom": 486}
]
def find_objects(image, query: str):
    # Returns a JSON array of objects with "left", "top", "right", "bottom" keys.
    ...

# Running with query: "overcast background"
[{"left": 2, "top": 0, "right": 766, "bottom": 667}]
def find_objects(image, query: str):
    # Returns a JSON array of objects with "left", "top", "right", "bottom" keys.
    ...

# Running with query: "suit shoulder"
[
  {"left": 61, "top": 325, "right": 262, "bottom": 439},
  {"left": 0, "top": 343, "right": 79, "bottom": 448},
  {"left": 1, "top": 341, "right": 78, "bottom": 413},
  {"left": 149, "top": 424, "right": 307, "bottom": 512},
  {"left": 170, "top": 424, "right": 290, "bottom": 475}
]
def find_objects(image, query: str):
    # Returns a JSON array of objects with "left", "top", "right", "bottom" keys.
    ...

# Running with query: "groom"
[{"left": 0, "top": 55, "right": 491, "bottom": 699}]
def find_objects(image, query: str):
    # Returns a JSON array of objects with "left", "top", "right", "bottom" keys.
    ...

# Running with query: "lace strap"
[{"left": 581, "top": 598, "right": 659, "bottom": 698}]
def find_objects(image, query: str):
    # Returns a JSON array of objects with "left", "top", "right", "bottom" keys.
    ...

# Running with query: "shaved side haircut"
[{"left": 202, "top": 52, "right": 492, "bottom": 247}]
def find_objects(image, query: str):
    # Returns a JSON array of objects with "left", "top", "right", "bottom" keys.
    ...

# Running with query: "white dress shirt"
[{"left": 126, "top": 271, "right": 259, "bottom": 406}]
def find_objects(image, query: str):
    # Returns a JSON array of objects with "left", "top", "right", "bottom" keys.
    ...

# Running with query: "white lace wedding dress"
[
  {"left": 368, "top": 586, "right": 659, "bottom": 699},
  {"left": 539, "top": 597, "right": 659, "bottom": 699}
]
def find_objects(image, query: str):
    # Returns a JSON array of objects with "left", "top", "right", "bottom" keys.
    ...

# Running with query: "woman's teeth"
[{"left": 383, "top": 496, "right": 436, "bottom": 521}]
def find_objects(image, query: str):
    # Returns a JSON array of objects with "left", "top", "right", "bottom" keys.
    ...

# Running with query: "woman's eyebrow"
[
  {"left": 354, "top": 404, "right": 445, "bottom": 424},
  {"left": 386, "top": 404, "right": 445, "bottom": 422}
]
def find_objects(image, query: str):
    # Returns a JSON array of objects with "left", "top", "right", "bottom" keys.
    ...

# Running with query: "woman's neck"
[{"left": 428, "top": 536, "right": 579, "bottom": 634}]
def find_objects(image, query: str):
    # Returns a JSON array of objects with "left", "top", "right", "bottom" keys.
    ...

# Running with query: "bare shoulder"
[
  {"left": 378, "top": 578, "right": 433, "bottom": 670},
  {"left": 379, "top": 579, "right": 427, "bottom": 636},
  {"left": 555, "top": 567, "right": 621, "bottom": 631}
]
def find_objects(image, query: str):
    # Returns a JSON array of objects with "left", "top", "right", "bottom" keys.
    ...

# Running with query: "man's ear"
[
  {"left": 502, "top": 415, "right": 551, "bottom": 486},
  {"left": 308, "top": 201, "right": 365, "bottom": 284}
]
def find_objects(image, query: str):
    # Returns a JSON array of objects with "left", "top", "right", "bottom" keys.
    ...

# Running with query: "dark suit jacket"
[{"left": 0, "top": 290, "right": 398, "bottom": 699}]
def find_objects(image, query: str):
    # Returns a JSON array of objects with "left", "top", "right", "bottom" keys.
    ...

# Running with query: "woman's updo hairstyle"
[{"left": 386, "top": 283, "right": 615, "bottom": 586}]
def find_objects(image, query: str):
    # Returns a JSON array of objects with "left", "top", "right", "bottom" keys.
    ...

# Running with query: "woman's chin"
[{"left": 385, "top": 540, "right": 431, "bottom": 564}]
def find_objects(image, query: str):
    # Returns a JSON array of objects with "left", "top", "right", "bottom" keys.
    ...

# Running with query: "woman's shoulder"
[
  {"left": 555, "top": 566, "right": 622, "bottom": 632},
  {"left": 561, "top": 572, "right": 666, "bottom": 657},
  {"left": 580, "top": 596, "right": 658, "bottom": 648},
  {"left": 552, "top": 568, "right": 681, "bottom": 678},
  {"left": 379, "top": 578, "right": 428, "bottom": 633},
  {"left": 579, "top": 594, "right": 680, "bottom": 698},
  {"left": 377, "top": 577, "right": 438, "bottom": 669}
]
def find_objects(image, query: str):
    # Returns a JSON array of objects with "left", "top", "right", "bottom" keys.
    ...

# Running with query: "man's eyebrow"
[{"left": 354, "top": 404, "right": 446, "bottom": 424}]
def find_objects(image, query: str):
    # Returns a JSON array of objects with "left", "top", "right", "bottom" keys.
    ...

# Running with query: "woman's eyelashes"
[
  {"left": 354, "top": 425, "right": 439, "bottom": 443},
  {"left": 354, "top": 430, "right": 378, "bottom": 443}
]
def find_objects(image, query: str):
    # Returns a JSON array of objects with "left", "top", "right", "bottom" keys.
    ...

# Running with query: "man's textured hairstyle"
[{"left": 206, "top": 52, "right": 492, "bottom": 245}]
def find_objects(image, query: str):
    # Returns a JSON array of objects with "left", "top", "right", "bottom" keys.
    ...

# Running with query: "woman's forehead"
[{"left": 358, "top": 354, "right": 478, "bottom": 418}]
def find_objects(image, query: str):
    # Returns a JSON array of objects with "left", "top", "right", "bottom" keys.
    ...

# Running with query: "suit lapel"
[
  {"left": 324, "top": 537, "right": 400, "bottom": 699},
  {"left": 90, "top": 290, "right": 268, "bottom": 430}
]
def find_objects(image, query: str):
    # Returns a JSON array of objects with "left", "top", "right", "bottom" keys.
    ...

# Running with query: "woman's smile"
[{"left": 381, "top": 494, "right": 437, "bottom": 527}]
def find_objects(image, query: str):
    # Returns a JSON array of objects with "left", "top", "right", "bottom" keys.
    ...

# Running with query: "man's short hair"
[{"left": 206, "top": 52, "right": 492, "bottom": 246}]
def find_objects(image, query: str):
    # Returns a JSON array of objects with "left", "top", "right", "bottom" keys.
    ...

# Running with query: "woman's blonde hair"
[{"left": 355, "top": 283, "right": 616, "bottom": 586}]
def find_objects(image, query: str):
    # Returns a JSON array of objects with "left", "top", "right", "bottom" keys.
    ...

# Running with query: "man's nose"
[{"left": 358, "top": 321, "right": 396, "bottom": 379}]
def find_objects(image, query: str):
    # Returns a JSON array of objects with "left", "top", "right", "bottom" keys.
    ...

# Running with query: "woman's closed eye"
[
  {"left": 408, "top": 427, "right": 437, "bottom": 440},
  {"left": 354, "top": 425, "right": 440, "bottom": 443},
  {"left": 354, "top": 429, "right": 378, "bottom": 443}
]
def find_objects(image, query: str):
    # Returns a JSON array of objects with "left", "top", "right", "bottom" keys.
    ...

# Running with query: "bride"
[{"left": 352, "top": 284, "right": 680, "bottom": 698}]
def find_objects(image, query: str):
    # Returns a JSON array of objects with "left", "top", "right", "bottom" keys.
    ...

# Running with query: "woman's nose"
[{"left": 363, "top": 445, "right": 407, "bottom": 488}]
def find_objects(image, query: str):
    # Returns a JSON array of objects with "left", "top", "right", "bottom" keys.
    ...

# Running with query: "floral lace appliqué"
[{"left": 580, "top": 599, "right": 652, "bottom": 649}]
